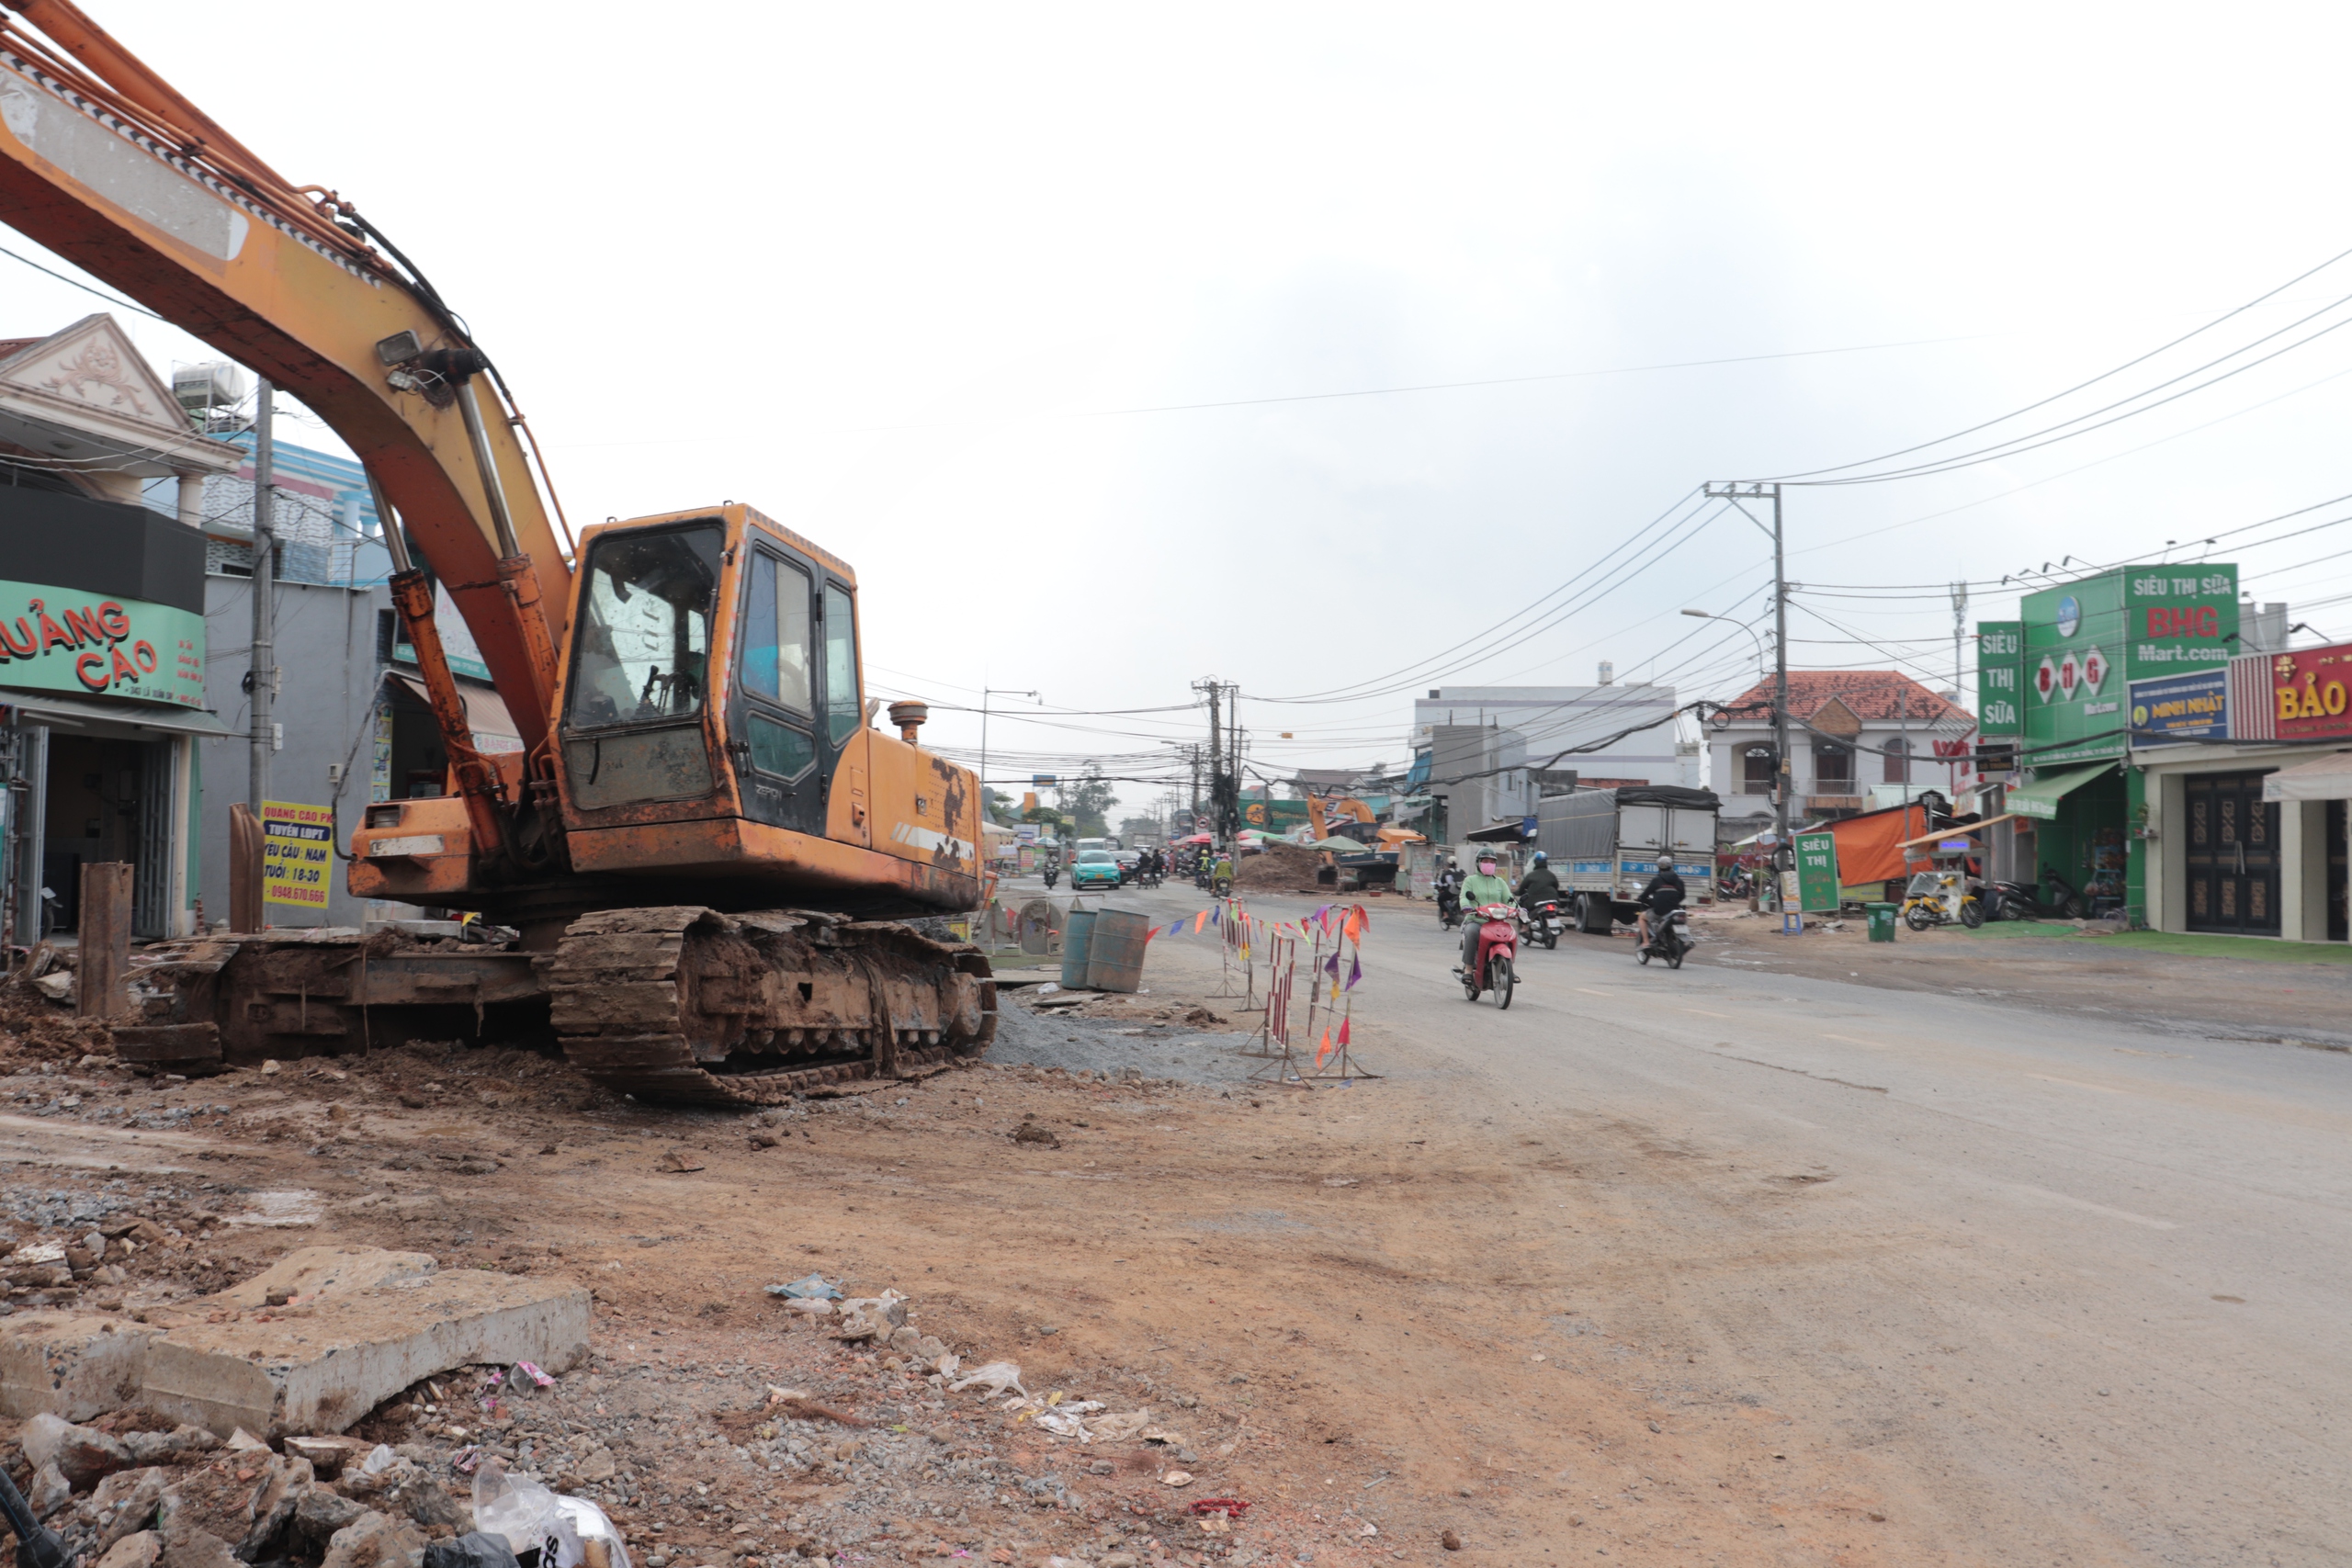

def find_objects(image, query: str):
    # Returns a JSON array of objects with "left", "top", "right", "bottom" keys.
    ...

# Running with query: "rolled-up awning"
[
  {"left": 2007, "top": 761, "right": 2117, "bottom": 820},
  {"left": 389, "top": 673, "right": 524, "bottom": 754},
  {"left": 2263, "top": 750, "right": 2352, "bottom": 802},
  {"left": 0, "top": 687, "right": 235, "bottom": 737}
]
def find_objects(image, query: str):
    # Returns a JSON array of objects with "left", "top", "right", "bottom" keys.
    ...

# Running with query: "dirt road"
[{"left": 0, "top": 879, "right": 2344, "bottom": 1565}]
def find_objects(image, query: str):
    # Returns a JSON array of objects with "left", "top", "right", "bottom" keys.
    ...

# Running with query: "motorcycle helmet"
[
  {"left": 1657, "top": 859, "right": 1673, "bottom": 873},
  {"left": 1475, "top": 853, "right": 1498, "bottom": 873},
  {"left": 1530, "top": 851, "right": 1547, "bottom": 865}
]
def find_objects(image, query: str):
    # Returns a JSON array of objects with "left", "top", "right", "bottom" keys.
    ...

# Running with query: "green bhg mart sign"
[{"left": 2010, "top": 567, "right": 2236, "bottom": 767}]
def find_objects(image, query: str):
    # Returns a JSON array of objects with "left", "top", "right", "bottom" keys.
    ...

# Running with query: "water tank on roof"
[{"left": 173, "top": 361, "right": 248, "bottom": 415}]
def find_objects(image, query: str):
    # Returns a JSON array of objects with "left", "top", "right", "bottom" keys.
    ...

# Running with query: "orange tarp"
[{"left": 1826, "top": 804, "right": 1935, "bottom": 886}]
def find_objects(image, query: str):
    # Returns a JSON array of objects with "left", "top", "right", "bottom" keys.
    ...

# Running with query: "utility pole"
[
  {"left": 1193, "top": 679, "right": 1227, "bottom": 843},
  {"left": 1706, "top": 481, "right": 1789, "bottom": 900},
  {"left": 248, "top": 379, "right": 276, "bottom": 816},
  {"left": 1950, "top": 581, "right": 1969, "bottom": 701}
]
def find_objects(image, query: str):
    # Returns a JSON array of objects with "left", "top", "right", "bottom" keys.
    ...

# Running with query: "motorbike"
[
  {"left": 1457, "top": 902, "right": 1517, "bottom": 1008},
  {"left": 1635, "top": 906, "right": 1691, "bottom": 969},
  {"left": 1041, "top": 863, "right": 1059, "bottom": 889},
  {"left": 1518, "top": 897, "right": 1566, "bottom": 950},
  {"left": 1900, "top": 870, "right": 1984, "bottom": 931},
  {"left": 1985, "top": 868, "right": 2085, "bottom": 920},
  {"left": 1212, "top": 874, "right": 1233, "bottom": 898},
  {"left": 2041, "top": 866, "right": 2091, "bottom": 919},
  {"left": 1437, "top": 882, "right": 1463, "bottom": 930},
  {"left": 1139, "top": 863, "right": 1162, "bottom": 889},
  {"left": 1716, "top": 869, "right": 1754, "bottom": 901},
  {"left": 1193, "top": 863, "right": 1211, "bottom": 890}
]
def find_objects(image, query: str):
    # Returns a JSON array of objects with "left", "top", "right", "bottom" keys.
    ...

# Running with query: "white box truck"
[{"left": 1536, "top": 785, "right": 1720, "bottom": 934}]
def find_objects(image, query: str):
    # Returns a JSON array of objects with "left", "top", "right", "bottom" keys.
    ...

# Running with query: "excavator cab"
[{"left": 355, "top": 503, "right": 979, "bottom": 919}]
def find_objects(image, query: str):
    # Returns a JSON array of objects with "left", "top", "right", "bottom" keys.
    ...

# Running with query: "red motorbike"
[{"left": 1460, "top": 902, "right": 1518, "bottom": 1009}]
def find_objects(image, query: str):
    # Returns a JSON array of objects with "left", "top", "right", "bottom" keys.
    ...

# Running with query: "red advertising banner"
[{"left": 2267, "top": 642, "right": 2352, "bottom": 741}]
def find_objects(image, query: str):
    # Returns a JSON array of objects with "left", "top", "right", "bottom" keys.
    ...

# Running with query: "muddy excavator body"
[{"left": 0, "top": 4, "right": 993, "bottom": 1099}]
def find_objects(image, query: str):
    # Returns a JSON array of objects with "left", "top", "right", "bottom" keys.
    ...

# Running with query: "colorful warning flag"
[
  {"left": 1342, "top": 906, "right": 1368, "bottom": 943},
  {"left": 1317, "top": 1028, "right": 1334, "bottom": 1066},
  {"left": 1323, "top": 951, "right": 1340, "bottom": 976},
  {"left": 1344, "top": 955, "right": 1362, "bottom": 990},
  {"left": 1338, "top": 1016, "right": 1351, "bottom": 1046}
]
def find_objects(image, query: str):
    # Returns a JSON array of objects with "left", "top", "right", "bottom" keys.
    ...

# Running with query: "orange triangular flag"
[{"left": 1317, "top": 1028, "right": 1334, "bottom": 1066}]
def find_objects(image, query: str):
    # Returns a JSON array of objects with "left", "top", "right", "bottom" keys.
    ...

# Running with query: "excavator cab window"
[
  {"left": 822, "top": 582, "right": 860, "bottom": 745},
  {"left": 560, "top": 522, "right": 724, "bottom": 811},
  {"left": 568, "top": 525, "right": 722, "bottom": 729}
]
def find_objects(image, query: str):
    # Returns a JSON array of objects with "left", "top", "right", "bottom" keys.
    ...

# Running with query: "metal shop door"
[{"left": 2185, "top": 772, "right": 2279, "bottom": 936}]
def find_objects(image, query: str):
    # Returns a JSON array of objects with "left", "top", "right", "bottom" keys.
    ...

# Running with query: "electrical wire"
[{"left": 1770, "top": 242, "right": 2352, "bottom": 484}]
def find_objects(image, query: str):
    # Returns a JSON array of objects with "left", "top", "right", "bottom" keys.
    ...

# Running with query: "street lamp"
[
  {"left": 979, "top": 688, "right": 1038, "bottom": 828},
  {"left": 1684, "top": 605, "right": 1786, "bottom": 904},
  {"left": 1680, "top": 608, "right": 1767, "bottom": 674}
]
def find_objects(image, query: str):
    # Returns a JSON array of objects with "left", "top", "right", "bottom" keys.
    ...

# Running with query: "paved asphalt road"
[{"left": 1046, "top": 877, "right": 2351, "bottom": 1563}]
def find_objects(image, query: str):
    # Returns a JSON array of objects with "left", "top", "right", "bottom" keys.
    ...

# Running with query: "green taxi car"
[{"left": 1070, "top": 849, "right": 1125, "bottom": 890}]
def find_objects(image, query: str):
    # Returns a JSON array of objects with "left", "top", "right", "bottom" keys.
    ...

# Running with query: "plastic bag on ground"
[
  {"left": 554, "top": 1495, "right": 632, "bottom": 1568},
  {"left": 764, "top": 1275, "right": 843, "bottom": 1301},
  {"left": 949, "top": 1360, "right": 1026, "bottom": 1398},
  {"left": 424, "top": 1533, "right": 523, "bottom": 1568},
  {"left": 472, "top": 1461, "right": 566, "bottom": 1558}
]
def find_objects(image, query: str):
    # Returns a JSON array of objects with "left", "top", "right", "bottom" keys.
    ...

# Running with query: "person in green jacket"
[{"left": 1456, "top": 852, "right": 1514, "bottom": 972}]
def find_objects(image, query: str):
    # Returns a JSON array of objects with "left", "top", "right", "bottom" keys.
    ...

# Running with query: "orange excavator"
[{"left": 0, "top": 2, "right": 994, "bottom": 1100}]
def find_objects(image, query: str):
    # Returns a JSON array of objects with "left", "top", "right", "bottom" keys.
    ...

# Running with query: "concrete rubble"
[{"left": 0, "top": 1247, "right": 587, "bottom": 1438}]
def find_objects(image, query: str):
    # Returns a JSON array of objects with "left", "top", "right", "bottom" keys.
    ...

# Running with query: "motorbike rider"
[
  {"left": 1455, "top": 852, "right": 1515, "bottom": 972},
  {"left": 1212, "top": 850, "right": 1235, "bottom": 889},
  {"left": 1633, "top": 858, "right": 1685, "bottom": 950},
  {"left": 1517, "top": 850, "right": 1561, "bottom": 914}
]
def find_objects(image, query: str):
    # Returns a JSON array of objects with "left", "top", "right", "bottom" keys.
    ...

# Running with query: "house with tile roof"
[{"left": 1705, "top": 671, "right": 1976, "bottom": 822}]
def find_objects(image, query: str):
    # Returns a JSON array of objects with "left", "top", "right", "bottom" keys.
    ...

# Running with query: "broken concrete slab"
[
  {"left": 21, "top": 1411, "right": 133, "bottom": 1488},
  {"left": 0, "top": 1313, "right": 157, "bottom": 1421},
  {"left": 141, "top": 1247, "right": 588, "bottom": 1438},
  {"left": 94, "top": 1533, "right": 159, "bottom": 1568},
  {"left": 283, "top": 1434, "right": 369, "bottom": 1480}
]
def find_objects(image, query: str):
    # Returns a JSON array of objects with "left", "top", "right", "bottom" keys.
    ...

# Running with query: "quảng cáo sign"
[
  {"left": 0, "top": 578, "right": 205, "bottom": 706},
  {"left": 262, "top": 800, "right": 334, "bottom": 909}
]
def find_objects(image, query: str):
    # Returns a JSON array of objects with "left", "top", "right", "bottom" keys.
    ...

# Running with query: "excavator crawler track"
[{"left": 545, "top": 906, "right": 996, "bottom": 1106}]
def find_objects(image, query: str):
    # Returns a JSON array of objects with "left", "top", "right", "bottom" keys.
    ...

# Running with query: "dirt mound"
[{"left": 1233, "top": 841, "right": 1331, "bottom": 893}]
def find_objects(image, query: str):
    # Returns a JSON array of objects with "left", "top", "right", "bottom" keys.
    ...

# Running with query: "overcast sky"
[{"left": 15, "top": 4, "right": 2352, "bottom": 815}]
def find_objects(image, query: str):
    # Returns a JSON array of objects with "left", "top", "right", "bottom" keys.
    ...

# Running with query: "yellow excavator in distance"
[{"left": 0, "top": 1, "right": 993, "bottom": 1102}]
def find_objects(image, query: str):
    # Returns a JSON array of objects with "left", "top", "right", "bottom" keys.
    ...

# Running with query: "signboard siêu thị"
[
  {"left": 0, "top": 578, "right": 205, "bottom": 707},
  {"left": 1794, "top": 829, "right": 1841, "bottom": 913},
  {"left": 262, "top": 800, "right": 334, "bottom": 909},
  {"left": 2129, "top": 668, "right": 2229, "bottom": 745}
]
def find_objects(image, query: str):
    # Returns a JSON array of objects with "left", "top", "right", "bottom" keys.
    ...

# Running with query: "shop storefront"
[
  {"left": 2131, "top": 645, "right": 2352, "bottom": 943},
  {"left": 1980, "top": 564, "right": 2240, "bottom": 925},
  {"left": 0, "top": 494, "right": 228, "bottom": 942}
]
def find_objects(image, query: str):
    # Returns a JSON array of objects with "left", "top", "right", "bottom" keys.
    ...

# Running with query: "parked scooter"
[
  {"left": 2041, "top": 866, "right": 2091, "bottom": 919},
  {"left": 1635, "top": 907, "right": 1691, "bottom": 969},
  {"left": 1457, "top": 902, "right": 1518, "bottom": 1008},
  {"left": 1901, "top": 870, "right": 1984, "bottom": 931},
  {"left": 1984, "top": 868, "right": 2086, "bottom": 920},
  {"left": 1519, "top": 897, "right": 1566, "bottom": 950}
]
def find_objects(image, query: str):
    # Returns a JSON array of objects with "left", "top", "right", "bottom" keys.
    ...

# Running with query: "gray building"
[
  {"left": 1426, "top": 723, "right": 1530, "bottom": 842},
  {"left": 1411, "top": 683, "right": 1684, "bottom": 789}
]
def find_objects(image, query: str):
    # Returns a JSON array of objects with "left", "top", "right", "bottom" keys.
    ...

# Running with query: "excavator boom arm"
[{"left": 0, "top": 0, "right": 571, "bottom": 749}]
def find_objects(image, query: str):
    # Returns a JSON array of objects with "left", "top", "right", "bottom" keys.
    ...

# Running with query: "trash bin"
[
  {"left": 1866, "top": 902, "right": 1897, "bottom": 942},
  {"left": 1059, "top": 908, "right": 1098, "bottom": 987}
]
